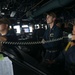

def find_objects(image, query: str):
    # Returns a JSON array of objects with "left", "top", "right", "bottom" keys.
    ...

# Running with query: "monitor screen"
[
  {"left": 13, "top": 25, "right": 21, "bottom": 34},
  {"left": 24, "top": 28, "right": 30, "bottom": 33}
]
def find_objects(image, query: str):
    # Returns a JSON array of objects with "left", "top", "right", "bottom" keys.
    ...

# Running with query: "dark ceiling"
[
  {"left": 0, "top": 0, "right": 75, "bottom": 24},
  {"left": 0, "top": 0, "right": 50, "bottom": 19}
]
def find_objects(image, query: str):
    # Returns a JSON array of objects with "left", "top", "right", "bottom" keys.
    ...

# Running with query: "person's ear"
[
  {"left": 53, "top": 18, "right": 56, "bottom": 21},
  {"left": 6, "top": 24, "right": 8, "bottom": 28}
]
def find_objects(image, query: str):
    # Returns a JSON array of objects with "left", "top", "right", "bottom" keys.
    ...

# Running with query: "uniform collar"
[{"left": 49, "top": 24, "right": 56, "bottom": 31}]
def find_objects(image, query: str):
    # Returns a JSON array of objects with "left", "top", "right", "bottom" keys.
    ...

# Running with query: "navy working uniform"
[
  {"left": 3, "top": 29, "right": 18, "bottom": 42},
  {"left": 55, "top": 45, "right": 75, "bottom": 75},
  {"left": 43, "top": 24, "right": 63, "bottom": 60},
  {"left": 2, "top": 29, "right": 18, "bottom": 48},
  {"left": 1, "top": 29, "right": 18, "bottom": 56}
]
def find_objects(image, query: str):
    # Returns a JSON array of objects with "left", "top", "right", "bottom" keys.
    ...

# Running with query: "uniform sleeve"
[{"left": 6, "top": 30, "right": 18, "bottom": 42}]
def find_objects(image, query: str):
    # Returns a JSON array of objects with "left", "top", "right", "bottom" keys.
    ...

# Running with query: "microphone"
[
  {"left": 68, "top": 34, "right": 72, "bottom": 42},
  {"left": 68, "top": 34, "right": 72, "bottom": 39}
]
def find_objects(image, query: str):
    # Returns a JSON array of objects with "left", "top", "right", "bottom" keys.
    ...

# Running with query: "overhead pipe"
[
  {"left": 30, "top": 0, "right": 73, "bottom": 18},
  {"left": 20, "top": 0, "right": 44, "bottom": 19}
]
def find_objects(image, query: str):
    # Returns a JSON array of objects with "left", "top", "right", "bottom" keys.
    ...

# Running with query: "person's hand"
[
  {"left": 41, "top": 39, "right": 45, "bottom": 44},
  {"left": 47, "top": 60, "right": 55, "bottom": 64},
  {"left": 0, "top": 36, "right": 7, "bottom": 42},
  {"left": 45, "top": 59, "right": 55, "bottom": 64}
]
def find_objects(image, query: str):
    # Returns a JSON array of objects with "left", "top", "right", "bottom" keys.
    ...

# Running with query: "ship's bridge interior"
[{"left": 0, "top": 0, "right": 75, "bottom": 75}]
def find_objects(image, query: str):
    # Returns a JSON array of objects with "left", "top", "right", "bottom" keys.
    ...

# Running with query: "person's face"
[
  {"left": 72, "top": 26, "right": 75, "bottom": 35},
  {"left": 46, "top": 15, "right": 55, "bottom": 25},
  {"left": 0, "top": 24, "right": 8, "bottom": 31}
]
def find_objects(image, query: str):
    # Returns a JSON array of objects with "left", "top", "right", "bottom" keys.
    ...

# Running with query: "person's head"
[
  {"left": 56, "top": 22, "right": 61, "bottom": 28},
  {"left": 72, "top": 24, "right": 75, "bottom": 35},
  {"left": 46, "top": 12, "right": 56, "bottom": 25},
  {"left": 0, "top": 18, "right": 10, "bottom": 32}
]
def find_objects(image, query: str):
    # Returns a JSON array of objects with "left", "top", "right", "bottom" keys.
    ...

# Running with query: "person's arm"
[
  {"left": 6, "top": 34, "right": 18, "bottom": 42},
  {"left": 0, "top": 36, "right": 7, "bottom": 42},
  {"left": 6, "top": 30, "right": 18, "bottom": 42},
  {"left": 0, "top": 30, "right": 18, "bottom": 42},
  {"left": 0, "top": 31, "right": 18, "bottom": 46},
  {"left": 42, "top": 30, "right": 49, "bottom": 48}
]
